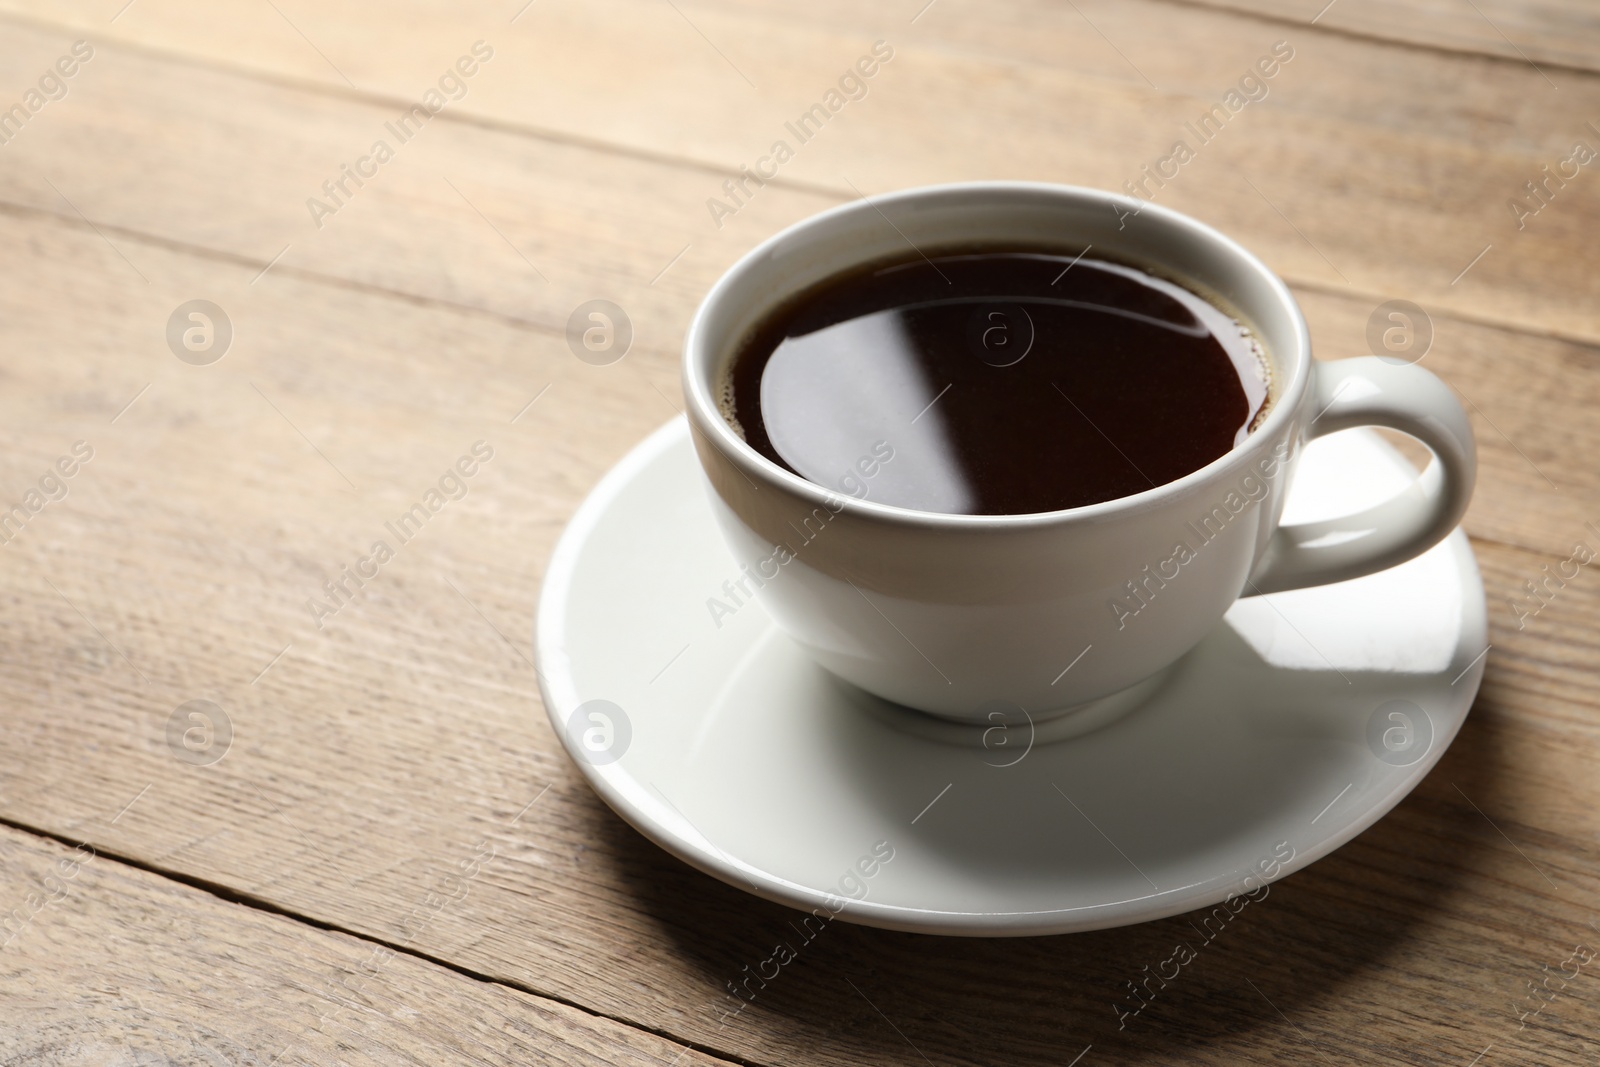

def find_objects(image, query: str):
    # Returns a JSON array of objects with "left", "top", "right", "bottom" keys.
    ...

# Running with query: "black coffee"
[{"left": 723, "top": 249, "right": 1270, "bottom": 515}]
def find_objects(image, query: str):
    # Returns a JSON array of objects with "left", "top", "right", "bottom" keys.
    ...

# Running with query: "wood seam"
[
  {"left": 0, "top": 812, "right": 767, "bottom": 1067},
  {"left": 1143, "top": 0, "right": 1600, "bottom": 79},
  {"left": 5, "top": 185, "right": 1600, "bottom": 379}
]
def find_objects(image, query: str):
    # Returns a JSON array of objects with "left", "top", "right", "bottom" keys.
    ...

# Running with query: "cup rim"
[{"left": 681, "top": 180, "right": 1313, "bottom": 529}]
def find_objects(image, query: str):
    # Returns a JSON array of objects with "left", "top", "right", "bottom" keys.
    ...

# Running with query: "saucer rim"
[{"left": 536, "top": 418, "right": 1487, "bottom": 936}]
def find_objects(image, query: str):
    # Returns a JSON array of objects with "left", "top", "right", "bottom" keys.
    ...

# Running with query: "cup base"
[{"left": 847, "top": 666, "right": 1175, "bottom": 751}]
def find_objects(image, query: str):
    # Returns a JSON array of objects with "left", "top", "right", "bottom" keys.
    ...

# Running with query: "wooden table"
[{"left": 1, "top": 0, "right": 1597, "bottom": 1063}]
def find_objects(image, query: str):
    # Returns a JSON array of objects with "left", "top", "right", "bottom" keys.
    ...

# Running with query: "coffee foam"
[
  {"left": 1245, "top": 326, "right": 1275, "bottom": 433},
  {"left": 717, "top": 369, "right": 745, "bottom": 441}
]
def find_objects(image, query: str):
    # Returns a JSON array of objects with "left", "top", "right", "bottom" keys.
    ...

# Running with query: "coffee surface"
[{"left": 725, "top": 250, "right": 1270, "bottom": 515}]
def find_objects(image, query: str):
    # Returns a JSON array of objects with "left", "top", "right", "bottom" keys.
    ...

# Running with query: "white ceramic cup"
[{"left": 681, "top": 182, "right": 1475, "bottom": 724}]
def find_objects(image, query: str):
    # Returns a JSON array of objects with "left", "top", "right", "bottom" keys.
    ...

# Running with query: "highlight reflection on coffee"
[{"left": 722, "top": 250, "right": 1272, "bottom": 515}]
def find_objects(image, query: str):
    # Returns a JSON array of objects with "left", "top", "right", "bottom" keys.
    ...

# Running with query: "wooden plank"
[
  {"left": 0, "top": 201, "right": 1598, "bottom": 1064},
  {"left": 1177, "top": 0, "right": 1600, "bottom": 76},
  {"left": 0, "top": 6, "right": 1599, "bottom": 349},
  {"left": 0, "top": 822, "right": 736, "bottom": 1067}
]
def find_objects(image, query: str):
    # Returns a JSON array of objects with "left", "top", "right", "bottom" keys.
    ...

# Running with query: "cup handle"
[{"left": 1246, "top": 356, "right": 1477, "bottom": 596}]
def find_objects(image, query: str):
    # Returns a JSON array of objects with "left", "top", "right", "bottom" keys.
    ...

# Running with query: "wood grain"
[
  {"left": 0, "top": 2, "right": 1595, "bottom": 1065},
  {"left": 0, "top": 203, "right": 1596, "bottom": 1066},
  {"left": 0, "top": 822, "right": 735, "bottom": 1067},
  {"left": 1, "top": 4, "right": 1600, "bottom": 346},
  {"left": 0, "top": 16, "right": 1592, "bottom": 558}
]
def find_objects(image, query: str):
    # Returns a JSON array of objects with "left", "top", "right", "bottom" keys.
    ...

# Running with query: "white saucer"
[{"left": 536, "top": 420, "right": 1486, "bottom": 936}]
